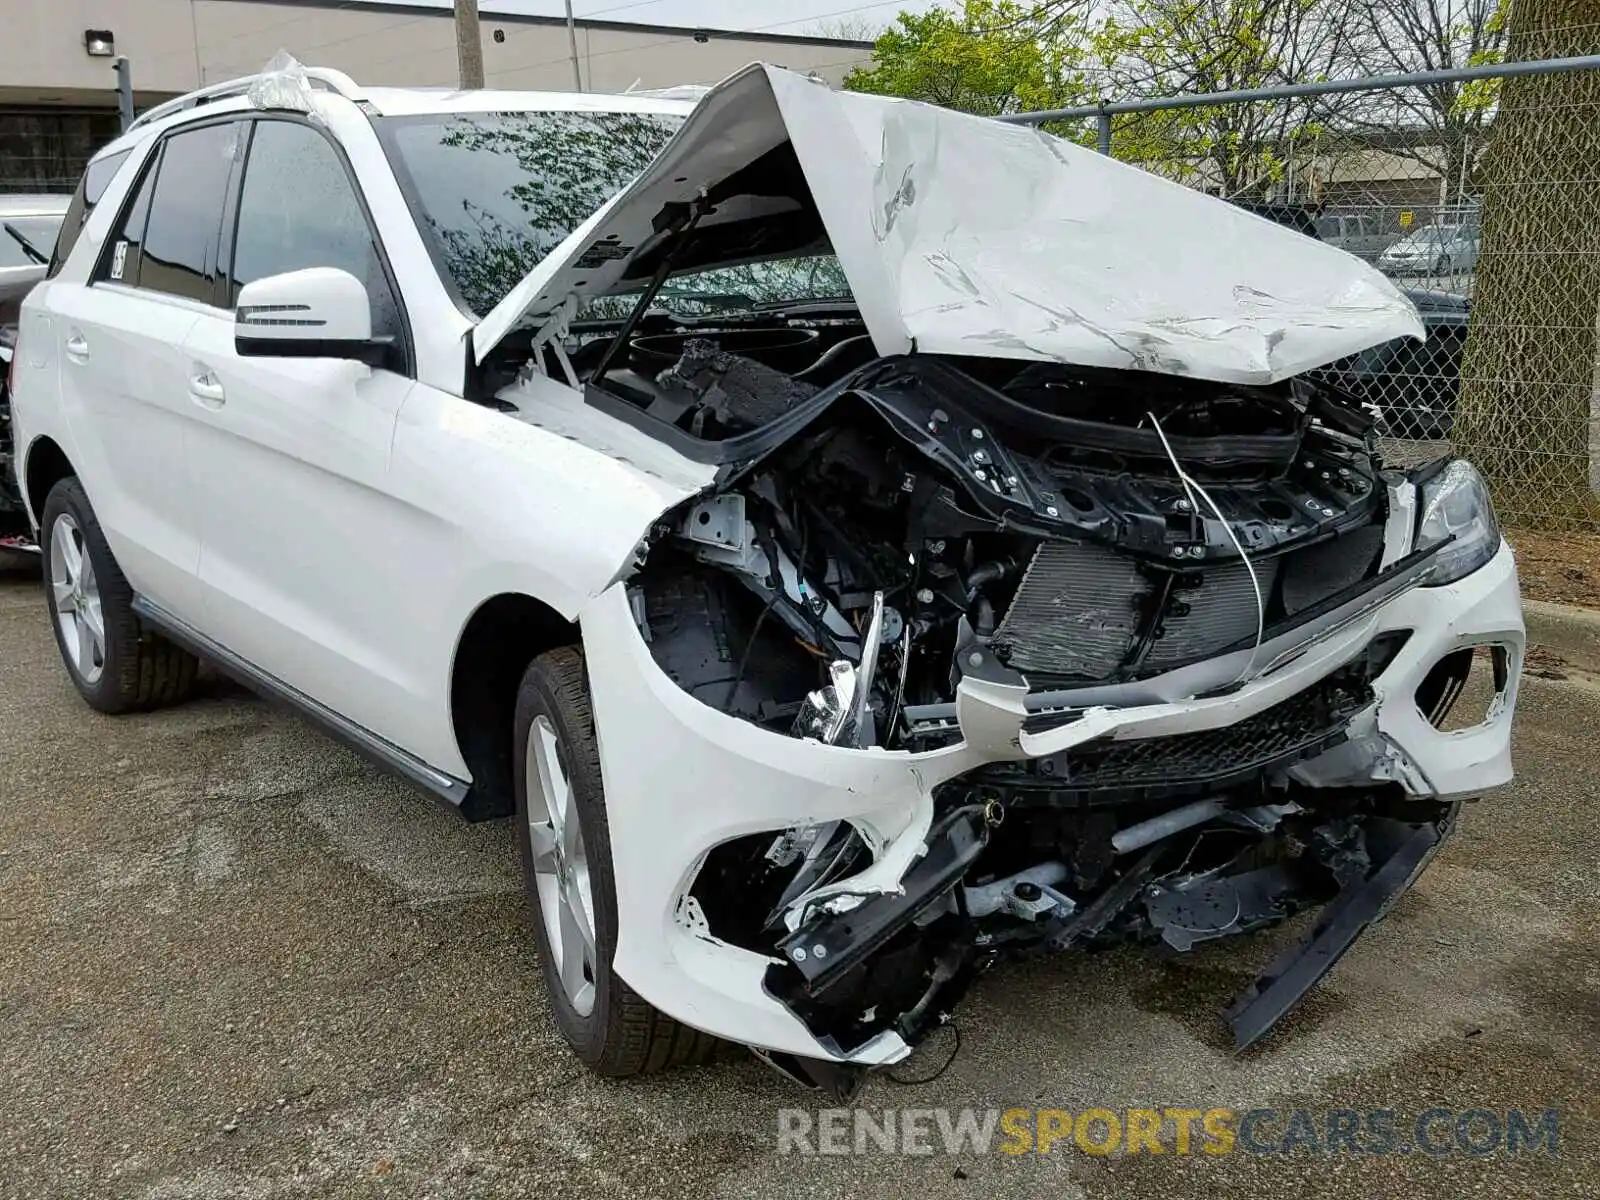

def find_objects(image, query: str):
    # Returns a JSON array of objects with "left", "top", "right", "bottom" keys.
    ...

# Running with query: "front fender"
[{"left": 390, "top": 379, "right": 713, "bottom": 620}]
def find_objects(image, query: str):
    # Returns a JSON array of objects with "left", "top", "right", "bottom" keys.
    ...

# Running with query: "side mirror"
[{"left": 235, "top": 267, "right": 391, "bottom": 367}]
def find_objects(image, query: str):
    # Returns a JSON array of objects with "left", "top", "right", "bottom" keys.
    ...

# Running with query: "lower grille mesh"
[{"left": 1062, "top": 665, "right": 1372, "bottom": 790}]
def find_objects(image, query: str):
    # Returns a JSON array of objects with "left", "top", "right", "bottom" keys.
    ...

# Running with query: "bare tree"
[
  {"left": 1342, "top": 0, "right": 1509, "bottom": 204},
  {"left": 807, "top": 15, "right": 893, "bottom": 42},
  {"left": 1094, "top": 0, "right": 1364, "bottom": 197}
]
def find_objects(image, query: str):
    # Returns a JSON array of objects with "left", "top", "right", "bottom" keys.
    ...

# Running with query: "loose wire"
[
  {"left": 886, "top": 1023, "right": 962, "bottom": 1086},
  {"left": 1145, "top": 411, "right": 1266, "bottom": 681}
]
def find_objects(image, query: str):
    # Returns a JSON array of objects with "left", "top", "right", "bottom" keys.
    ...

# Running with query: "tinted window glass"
[
  {"left": 137, "top": 122, "right": 240, "bottom": 302},
  {"left": 49, "top": 148, "right": 130, "bottom": 276},
  {"left": 231, "top": 120, "right": 399, "bottom": 339},
  {"left": 379, "top": 111, "right": 682, "bottom": 316},
  {"left": 578, "top": 256, "right": 852, "bottom": 323},
  {"left": 101, "top": 150, "right": 160, "bottom": 288},
  {"left": 0, "top": 214, "right": 65, "bottom": 268}
]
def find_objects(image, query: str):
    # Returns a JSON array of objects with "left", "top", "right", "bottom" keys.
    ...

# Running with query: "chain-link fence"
[{"left": 1004, "top": 21, "right": 1600, "bottom": 537}]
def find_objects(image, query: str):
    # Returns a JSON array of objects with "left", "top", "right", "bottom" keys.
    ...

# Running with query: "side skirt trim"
[{"left": 131, "top": 596, "right": 473, "bottom": 809}]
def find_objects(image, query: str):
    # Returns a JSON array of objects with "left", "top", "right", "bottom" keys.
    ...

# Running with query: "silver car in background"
[
  {"left": 1378, "top": 223, "right": 1480, "bottom": 277},
  {"left": 1314, "top": 211, "right": 1392, "bottom": 262}
]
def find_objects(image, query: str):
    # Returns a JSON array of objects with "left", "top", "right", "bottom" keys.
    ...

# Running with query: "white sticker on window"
[{"left": 110, "top": 241, "right": 127, "bottom": 280}]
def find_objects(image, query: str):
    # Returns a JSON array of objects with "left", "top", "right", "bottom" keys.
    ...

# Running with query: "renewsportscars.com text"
[{"left": 776, "top": 1106, "right": 1561, "bottom": 1158}]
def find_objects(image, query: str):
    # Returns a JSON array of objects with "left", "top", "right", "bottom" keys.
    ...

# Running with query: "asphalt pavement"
[{"left": 1, "top": 565, "right": 1595, "bottom": 1199}]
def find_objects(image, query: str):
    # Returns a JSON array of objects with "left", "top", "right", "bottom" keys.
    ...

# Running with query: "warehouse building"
[{"left": 1, "top": 0, "right": 872, "bottom": 191}]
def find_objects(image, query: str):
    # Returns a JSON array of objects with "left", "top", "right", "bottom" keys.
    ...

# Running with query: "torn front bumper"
[{"left": 577, "top": 540, "right": 1522, "bottom": 1065}]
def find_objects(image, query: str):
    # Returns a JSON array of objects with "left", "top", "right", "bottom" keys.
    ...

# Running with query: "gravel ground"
[{"left": 1, "top": 566, "right": 1596, "bottom": 1199}]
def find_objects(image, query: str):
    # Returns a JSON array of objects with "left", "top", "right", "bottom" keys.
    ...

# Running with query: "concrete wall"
[{"left": 0, "top": 0, "right": 872, "bottom": 107}]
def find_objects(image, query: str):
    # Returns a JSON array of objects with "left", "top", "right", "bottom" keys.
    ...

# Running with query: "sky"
[{"left": 339, "top": 0, "right": 949, "bottom": 40}]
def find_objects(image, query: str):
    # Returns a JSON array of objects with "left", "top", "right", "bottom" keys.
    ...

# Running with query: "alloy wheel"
[
  {"left": 49, "top": 513, "right": 105, "bottom": 685},
  {"left": 525, "top": 715, "right": 598, "bottom": 1015}
]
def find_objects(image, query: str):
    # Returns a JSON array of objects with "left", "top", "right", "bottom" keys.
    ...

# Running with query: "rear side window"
[
  {"left": 101, "top": 148, "right": 161, "bottom": 288},
  {"left": 48, "top": 148, "right": 130, "bottom": 277},
  {"left": 136, "top": 122, "right": 240, "bottom": 303}
]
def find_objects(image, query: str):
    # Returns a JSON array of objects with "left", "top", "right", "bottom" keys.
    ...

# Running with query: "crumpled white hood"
[{"left": 475, "top": 65, "right": 1423, "bottom": 385}]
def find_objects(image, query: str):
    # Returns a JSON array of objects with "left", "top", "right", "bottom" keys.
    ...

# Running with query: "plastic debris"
[{"left": 247, "top": 50, "right": 322, "bottom": 120}]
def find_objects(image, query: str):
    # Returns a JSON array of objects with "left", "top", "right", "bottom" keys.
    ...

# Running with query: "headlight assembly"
[{"left": 1414, "top": 459, "right": 1500, "bottom": 584}]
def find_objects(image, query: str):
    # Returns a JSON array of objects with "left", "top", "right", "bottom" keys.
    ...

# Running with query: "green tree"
[
  {"left": 843, "top": 1, "right": 1093, "bottom": 118},
  {"left": 1091, "top": 0, "right": 1358, "bottom": 196},
  {"left": 1343, "top": 0, "right": 1509, "bottom": 205}
]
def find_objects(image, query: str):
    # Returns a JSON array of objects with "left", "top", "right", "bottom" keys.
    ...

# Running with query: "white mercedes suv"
[{"left": 10, "top": 57, "right": 1523, "bottom": 1095}]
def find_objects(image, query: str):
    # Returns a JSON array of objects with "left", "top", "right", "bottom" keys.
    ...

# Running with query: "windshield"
[
  {"left": 0, "top": 213, "right": 64, "bottom": 268},
  {"left": 378, "top": 110, "right": 684, "bottom": 316},
  {"left": 578, "top": 255, "right": 853, "bottom": 323}
]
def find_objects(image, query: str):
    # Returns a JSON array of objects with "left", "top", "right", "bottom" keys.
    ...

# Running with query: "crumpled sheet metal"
[
  {"left": 842, "top": 100, "right": 1420, "bottom": 384},
  {"left": 247, "top": 50, "right": 325, "bottom": 121},
  {"left": 475, "top": 64, "right": 1425, "bottom": 385},
  {"left": 771, "top": 72, "right": 1424, "bottom": 385}
]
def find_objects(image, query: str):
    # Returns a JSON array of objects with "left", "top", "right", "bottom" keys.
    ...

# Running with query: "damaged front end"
[
  {"left": 477, "top": 65, "right": 1521, "bottom": 1087},
  {"left": 587, "top": 338, "right": 1516, "bottom": 1084}
]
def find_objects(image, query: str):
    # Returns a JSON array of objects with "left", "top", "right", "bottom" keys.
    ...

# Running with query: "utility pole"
[
  {"left": 565, "top": 0, "right": 583, "bottom": 91},
  {"left": 113, "top": 57, "right": 135, "bottom": 131},
  {"left": 454, "top": 0, "right": 485, "bottom": 89}
]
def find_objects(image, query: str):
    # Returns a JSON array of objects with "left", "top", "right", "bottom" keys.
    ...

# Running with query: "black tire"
[
  {"left": 512, "top": 645, "right": 720, "bottom": 1076},
  {"left": 40, "top": 476, "right": 198, "bottom": 714},
  {"left": 1436, "top": 256, "right": 1452, "bottom": 276}
]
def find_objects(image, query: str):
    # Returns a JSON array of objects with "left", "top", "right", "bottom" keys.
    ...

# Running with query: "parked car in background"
[
  {"left": 1320, "top": 288, "right": 1469, "bottom": 440},
  {"left": 1313, "top": 211, "right": 1392, "bottom": 262},
  {"left": 1, "top": 195, "right": 70, "bottom": 326},
  {"left": 1227, "top": 201, "right": 1470, "bottom": 440},
  {"left": 11, "top": 61, "right": 1522, "bottom": 1094},
  {"left": 1378, "top": 223, "right": 1480, "bottom": 277}
]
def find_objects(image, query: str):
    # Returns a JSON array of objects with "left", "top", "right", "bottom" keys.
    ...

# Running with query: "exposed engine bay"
[
  {"left": 543, "top": 314, "right": 1469, "bottom": 1083},
  {"left": 618, "top": 329, "right": 1393, "bottom": 732},
  {"left": 462, "top": 69, "right": 1513, "bottom": 1093}
]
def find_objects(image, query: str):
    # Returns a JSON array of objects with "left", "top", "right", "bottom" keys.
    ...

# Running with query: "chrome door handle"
[
  {"left": 189, "top": 372, "right": 226, "bottom": 406},
  {"left": 64, "top": 334, "right": 89, "bottom": 361}
]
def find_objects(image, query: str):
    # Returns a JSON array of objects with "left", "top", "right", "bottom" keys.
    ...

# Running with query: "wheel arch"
[
  {"left": 450, "top": 591, "right": 579, "bottom": 822},
  {"left": 22, "top": 435, "right": 75, "bottom": 528}
]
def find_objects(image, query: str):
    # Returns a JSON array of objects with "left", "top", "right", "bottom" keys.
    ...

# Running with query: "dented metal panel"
[{"left": 475, "top": 64, "right": 1425, "bottom": 384}]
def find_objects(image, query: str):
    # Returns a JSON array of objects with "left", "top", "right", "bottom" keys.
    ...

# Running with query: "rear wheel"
[
  {"left": 41, "top": 477, "right": 197, "bottom": 713},
  {"left": 512, "top": 646, "right": 719, "bottom": 1076}
]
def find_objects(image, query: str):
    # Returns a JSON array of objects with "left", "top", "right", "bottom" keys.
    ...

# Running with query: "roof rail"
[{"left": 128, "top": 66, "right": 364, "bottom": 132}]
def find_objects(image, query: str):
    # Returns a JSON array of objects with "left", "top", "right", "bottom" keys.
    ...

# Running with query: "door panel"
[
  {"left": 184, "top": 115, "right": 441, "bottom": 761},
  {"left": 182, "top": 312, "right": 428, "bottom": 746},
  {"left": 48, "top": 119, "right": 244, "bottom": 619},
  {"left": 50, "top": 281, "right": 204, "bottom": 615}
]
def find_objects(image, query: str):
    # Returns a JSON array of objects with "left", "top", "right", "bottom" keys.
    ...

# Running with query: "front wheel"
[
  {"left": 40, "top": 476, "right": 197, "bottom": 713},
  {"left": 512, "top": 646, "right": 719, "bottom": 1076}
]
